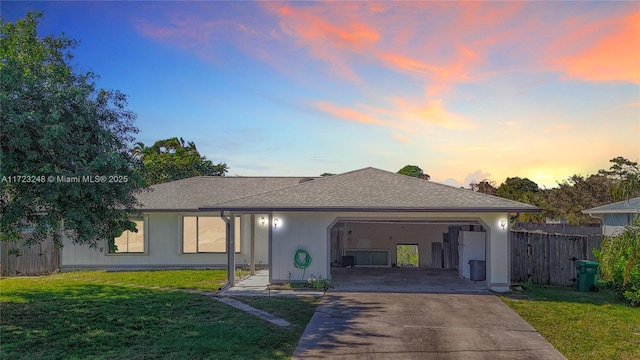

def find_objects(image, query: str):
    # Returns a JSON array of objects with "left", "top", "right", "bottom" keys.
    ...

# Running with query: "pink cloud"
[
  {"left": 464, "top": 170, "right": 493, "bottom": 187},
  {"left": 554, "top": 12, "right": 640, "bottom": 84},
  {"left": 129, "top": 2, "right": 638, "bottom": 139},
  {"left": 132, "top": 15, "right": 232, "bottom": 62},
  {"left": 312, "top": 97, "right": 475, "bottom": 132},
  {"left": 313, "top": 101, "right": 385, "bottom": 126},
  {"left": 262, "top": 2, "right": 382, "bottom": 82},
  {"left": 409, "top": 99, "right": 475, "bottom": 129},
  {"left": 438, "top": 170, "right": 493, "bottom": 189},
  {"left": 132, "top": 2, "right": 638, "bottom": 88}
]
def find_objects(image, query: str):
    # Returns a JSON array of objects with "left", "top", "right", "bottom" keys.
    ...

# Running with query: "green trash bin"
[{"left": 575, "top": 260, "right": 599, "bottom": 292}]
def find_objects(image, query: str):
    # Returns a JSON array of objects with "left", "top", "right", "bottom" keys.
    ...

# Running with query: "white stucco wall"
[
  {"left": 60, "top": 212, "right": 268, "bottom": 270},
  {"left": 269, "top": 211, "right": 511, "bottom": 292},
  {"left": 479, "top": 212, "right": 510, "bottom": 292},
  {"left": 270, "top": 212, "right": 336, "bottom": 282}
]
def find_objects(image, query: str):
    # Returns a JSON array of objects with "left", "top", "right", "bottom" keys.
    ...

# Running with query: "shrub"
[{"left": 597, "top": 217, "right": 640, "bottom": 306}]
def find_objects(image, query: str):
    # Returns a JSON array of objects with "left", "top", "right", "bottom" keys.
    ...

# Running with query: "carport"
[{"left": 328, "top": 218, "right": 490, "bottom": 292}]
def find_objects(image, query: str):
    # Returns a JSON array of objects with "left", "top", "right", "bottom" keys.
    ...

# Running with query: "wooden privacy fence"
[
  {"left": 511, "top": 230, "right": 604, "bottom": 286},
  {"left": 513, "top": 222, "right": 602, "bottom": 235},
  {"left": 0, "top": 234, "right": 60, "bottom": 276}
]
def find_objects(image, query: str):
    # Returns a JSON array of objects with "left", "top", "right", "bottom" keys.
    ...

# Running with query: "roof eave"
[
  {"left": 199, "top": 206, "right": 540, "bottom": 213},
  {"left": 136, "top": 208, "right": 212, "bottom": 212},
  {"left": 583, "top": 209, "right": 640, "bottom": 215}
]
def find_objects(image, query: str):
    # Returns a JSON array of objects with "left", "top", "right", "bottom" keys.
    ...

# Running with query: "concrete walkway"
[
  {"left": 293, "top": 292, "right": 566, "bottom": 359},
  {"left": 214, "top": 296, "right": 290, "bottom": 327},
  {"left": 219, "top": 270, "right": 324, "bottom": 297}
]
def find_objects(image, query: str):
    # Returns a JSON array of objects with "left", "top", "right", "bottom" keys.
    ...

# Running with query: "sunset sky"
[{"left": 3, "top": 1, "right": 639, "bottom": 188}]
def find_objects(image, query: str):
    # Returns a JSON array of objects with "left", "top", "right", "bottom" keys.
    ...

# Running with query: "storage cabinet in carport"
[
  {"left": 575, "top": 260, "right": 599, "bottom": 292},
  {"left": 344, "top": 250, "right": 389, "bottom": 266}
]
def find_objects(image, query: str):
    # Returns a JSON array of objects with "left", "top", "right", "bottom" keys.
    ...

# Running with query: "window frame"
[
  {"left": 180, "top": 214, "right": 241, "bottom": 254},
  {"left": 107, "top": 215, "right": 148, "bottom": 255}
]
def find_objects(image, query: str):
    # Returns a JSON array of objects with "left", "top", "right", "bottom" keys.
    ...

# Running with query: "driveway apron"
[{"left": 293, "top": 292, "right": 566, "bottom": 360}]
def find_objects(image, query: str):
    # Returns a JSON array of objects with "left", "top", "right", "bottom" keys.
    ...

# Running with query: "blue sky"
[{"left": 3, "top": 1, "right": 639, "bottom": 188}]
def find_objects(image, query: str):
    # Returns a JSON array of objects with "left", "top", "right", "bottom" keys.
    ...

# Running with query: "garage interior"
[{"left": 329, "top": 220, "right": 489, "bottom": 292}]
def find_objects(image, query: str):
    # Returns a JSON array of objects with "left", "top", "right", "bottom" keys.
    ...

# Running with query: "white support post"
[
  {"left": 227, "top": 212, "right": 236, "bottom": 287},
  {"left": 250, "top": 214, "right": 256, "bottom": 276},
  {"left": 268, "top": 212, "right": 273, "bottom": 284}
]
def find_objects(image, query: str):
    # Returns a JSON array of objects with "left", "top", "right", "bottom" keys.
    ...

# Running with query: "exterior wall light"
[
  {"left": 500, "top": 219, "right": 507, "bottom": 230},
  {"left": 260, "top": 217, "right": 266, "bottom": 227},
  {"left": 273, "top": 218, "right": 280, "bottom": 229}
]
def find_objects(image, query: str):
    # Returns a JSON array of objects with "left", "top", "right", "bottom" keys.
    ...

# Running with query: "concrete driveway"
[{"left": 293, "top": 292, "right": 566, "bottom": 359}]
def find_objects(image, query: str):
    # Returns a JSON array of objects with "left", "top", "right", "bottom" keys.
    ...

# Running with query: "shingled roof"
[
  {"left": 136, "top": 176, "right": 310, "bottom": 211},
  {"left": 200, "top": 167, "right": 539, "bottom": 213},
  {"left": 583, "top": 197, "right": 640, "bottom": 214}
]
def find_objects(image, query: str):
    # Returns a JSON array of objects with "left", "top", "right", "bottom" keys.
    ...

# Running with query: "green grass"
[
  {"left": 0, "top": 270, "right": 318, "bottom": 360},
  {"left": 40, "top": 269, "right": 249, "bottom": 292},
  {"left": 501, "top": 285, "right": 640, "bottom": 360},
  {"left": 232, "top": 297, "right": 320, "bottom": 327}
]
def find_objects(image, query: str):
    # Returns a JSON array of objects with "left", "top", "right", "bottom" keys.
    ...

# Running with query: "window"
[
  {"left": 111, "top": 220, "right": 144, "bottom": 253},
  {"left": 182, "top": 216, "right": 241, "bottom": 253}
]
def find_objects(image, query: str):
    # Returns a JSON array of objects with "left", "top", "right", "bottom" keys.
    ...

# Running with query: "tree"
[
  {"left": 540, "top": 174, "right": 613, "bottom": 225},
  {"left": 598, "top": 156, "right": 639, "bottom": 180},
  {"left": 1, "top": 12, "right": 144, "bottom": 247},
  {"left": 397, "top": 165, "right": 430, "bottom": 180},
  {"left": 496, "top": 177, "right": 539, "bottom": 202},
  {"left": 598, "top": 157, "right": 640, "bottom": 202},
  {"left": 320, "top": 172, "right": 335, "bottom": 177},
  {"left": 135, "top": 137, "right": 228, "bottom": 185},
  {"left": 614, "top": 171, "right": 640, "bottom": 202},
  {"left": 469, "top": 179, "right": 497, "bottom": 195}
]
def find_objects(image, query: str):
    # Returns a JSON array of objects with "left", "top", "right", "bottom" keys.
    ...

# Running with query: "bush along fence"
[
  {"left": 511, "top": 230, "right": 604, "bottom": 286},
  {"left": 0, "top": 234, "right": 60, "bottom": 276}
]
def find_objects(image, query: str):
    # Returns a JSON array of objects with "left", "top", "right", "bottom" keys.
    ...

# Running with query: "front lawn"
[
  {"left": 48, "top": 269, "right": 248, "bottom": 292},
  {"left": 0, "top": 270, "right": 318, "bottom": 360},
  {"left": 501, "top": 285, "right": 640, "bottom": 360}
]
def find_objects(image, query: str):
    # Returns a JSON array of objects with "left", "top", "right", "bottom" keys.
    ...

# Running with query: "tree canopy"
[
  {"left": 496, "top": 177, "right": 539, "bottom": 202},
  {"left": 469, "top": 179, "right": 497, "bottom": 195},
  {"left": 488, "top": 156, "right": 637, "bottom": 225},
  {"left": 397, "top": 165, "right": 430, "bottom": 180},
  {"left": 540, "top": 174, "right": 613, "bottom": 224},
  {"left": 133, "top": 137, "right": 228, "bottom": 185},
  {"left": 598, "top": 157, "right": 640, "bottom": 201},
  {"left": 0, "top": 12, "right": 144, "bottom": 246}
]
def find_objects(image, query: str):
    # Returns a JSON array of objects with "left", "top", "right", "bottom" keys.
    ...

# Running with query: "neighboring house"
[
  {"left": 583, "top": 197, "right": 640, "bottom": 236},
  {"left": 61, "top": 167, "right": 538, "bottom": 292}
]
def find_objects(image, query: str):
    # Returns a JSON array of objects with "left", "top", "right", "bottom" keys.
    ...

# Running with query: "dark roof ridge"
[
  {"left": 205, "top": 167, "right": 375, "bottom": 207},
  {"left": 203, "top": 167, "right": 536, "bottom": 210}
]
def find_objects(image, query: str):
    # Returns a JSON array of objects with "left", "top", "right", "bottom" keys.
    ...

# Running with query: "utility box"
[
  {"left": 575, "top": 260, "right": 599, "bottom": 292},
  {"left": 468, "top": 260, "right": 486, "bottom": 281}
]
